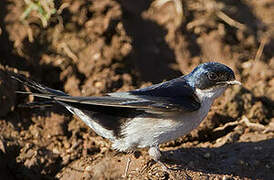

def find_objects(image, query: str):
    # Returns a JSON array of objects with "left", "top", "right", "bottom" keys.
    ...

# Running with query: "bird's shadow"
[{"left": 162, "top": 139, "right": 274, "bottom": 179}]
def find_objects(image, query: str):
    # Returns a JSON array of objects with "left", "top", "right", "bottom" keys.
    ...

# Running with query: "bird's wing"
[
  {"left": 21, "top": 92, "right": 191, "bottom": 113},
  {"left": 38, "top": 76, "right": 201, "bottom": 113},
  {"left": 125, "top": 76, "right": 201, "bottom": 112}
]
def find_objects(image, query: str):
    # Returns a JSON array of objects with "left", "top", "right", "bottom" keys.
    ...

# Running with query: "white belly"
[{"left": 112, "top": 99, "right": 212, "bottom": 151}]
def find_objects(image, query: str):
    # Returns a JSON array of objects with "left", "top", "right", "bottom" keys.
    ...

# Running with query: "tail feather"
[
  {"left": 17, "top": 101, "right": 56, "bottom": 108},
  {"left": 11, "top": 73, "right": 67, "bottom": 96},
  {"left": 10, "top": 74, "right": 70, "bottom": 108},
  {"left": 15, "top": 91, "right": 57, "bottom": 99}
]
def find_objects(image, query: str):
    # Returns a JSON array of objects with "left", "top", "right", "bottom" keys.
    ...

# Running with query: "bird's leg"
[
  {"left": 148, "top": 146, "right": 169, "bottom": 171},
  {"left": 147, "top": 146, "right": 178, "bottom": 179}
]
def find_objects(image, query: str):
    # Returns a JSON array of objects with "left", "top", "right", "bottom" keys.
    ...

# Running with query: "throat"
[
  {"left": 195, "top": 87, "right": 226, "bottom": 102},
  {"left": 194, "top": 86, "right": 227, "bottom": 115}
]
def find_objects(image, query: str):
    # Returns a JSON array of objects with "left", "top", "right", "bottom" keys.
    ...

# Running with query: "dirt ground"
[{"left": 0, "top": 0, "right": 273, "bottom": 179}]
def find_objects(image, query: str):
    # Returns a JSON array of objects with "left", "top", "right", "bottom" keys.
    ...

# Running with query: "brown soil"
[{"left": 0, "top": 0, "right": 273, "bottom": 179}]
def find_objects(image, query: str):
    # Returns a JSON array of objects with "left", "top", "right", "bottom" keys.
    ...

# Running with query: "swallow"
[{"left": 12, "top": 62, "right": 241, "bottom": 173}]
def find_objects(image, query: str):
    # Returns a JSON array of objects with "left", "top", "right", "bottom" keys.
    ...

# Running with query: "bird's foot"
[{"left": 143, "top": 146, "right": 183, "bottom": 179}]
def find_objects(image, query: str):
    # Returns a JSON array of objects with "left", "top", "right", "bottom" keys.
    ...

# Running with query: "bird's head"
[{"left": 186, "top": 62, "right": 241, "bottom": 99}]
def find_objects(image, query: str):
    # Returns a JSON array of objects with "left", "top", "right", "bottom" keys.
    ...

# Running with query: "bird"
[{"left": 12, "top": 62, "right": 241, "bottom": 174}]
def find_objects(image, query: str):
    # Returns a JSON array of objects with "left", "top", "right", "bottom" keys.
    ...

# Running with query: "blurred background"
[{"left": 0, "top": 0, "right": 273, "bottom": 179}]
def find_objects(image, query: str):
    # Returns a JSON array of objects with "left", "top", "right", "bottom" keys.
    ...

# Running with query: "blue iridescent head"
[{"left": 186, "top": 62, "right": 240, "bottom": 90}]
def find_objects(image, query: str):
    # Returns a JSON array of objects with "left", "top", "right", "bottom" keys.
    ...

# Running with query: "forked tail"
[{"left": 11, "top": 73, "right": 67, "bottom": 96}]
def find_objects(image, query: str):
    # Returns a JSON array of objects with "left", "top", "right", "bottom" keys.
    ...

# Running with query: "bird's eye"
[{"left": 208, "top": 72, "right": 218, "bottom": 81}]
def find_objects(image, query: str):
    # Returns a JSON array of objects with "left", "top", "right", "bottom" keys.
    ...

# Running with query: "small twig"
[
  {"left": 0, "top": 138, "right": 6, "bottom": 153},
  {"left": 57, "top": 2, "right": 70, "bottom": 15},
  {"left": 26, "top": 24, "right": 34, "bottom": 42},
  {"left": 59, "top": 42, "right": 78, "bottom": 62},
  {"left": 240, "top": 115, "right": 265, "bottom": 130},
  {"left": 263, "top": 127, "right": 274, "bottom": 134},
  {"left": 216, "top": 11, "right": 246, "bottom": 30},
  {"left": 123, "top": 156, "right": 131, "bottom": 178},
  {"left": 213, "top": 121, "right": 239, "bottom": 132},
  {"left": 255, "top": 37, "right": 267, "bottom": 61},
  {"left": 186, "top": 18, "right": 206, "bottom": 30}
]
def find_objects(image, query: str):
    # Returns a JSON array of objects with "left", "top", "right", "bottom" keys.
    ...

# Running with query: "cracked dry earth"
[{"left": 0, "top": 0, "right": 274, "bottom": 179}]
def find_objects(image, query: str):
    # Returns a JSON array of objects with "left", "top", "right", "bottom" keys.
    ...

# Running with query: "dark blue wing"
[{"left": 128, "top": 76, "right": 201, "bottom": 112}]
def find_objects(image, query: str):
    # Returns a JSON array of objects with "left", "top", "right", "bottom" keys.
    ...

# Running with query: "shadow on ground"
[
  {"left": 163, "top": 139, "right": 274, "bottom": 179},
  {"left": 118, "top": 0, "right": 182, "bottom": 83}
]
